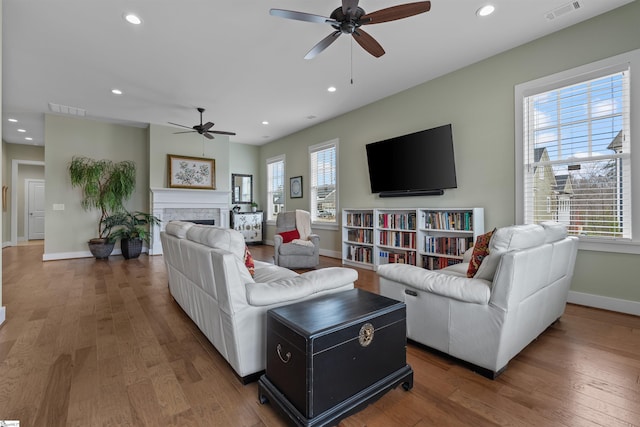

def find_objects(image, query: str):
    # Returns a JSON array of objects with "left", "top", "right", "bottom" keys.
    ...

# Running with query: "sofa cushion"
[
  {"left": 467, "top": 229, "right": 494, "bottom": 278},
  {"left": 165, "top": 220, "right": 195, "bottom": 239},
  {"left": 278, "top": 242, "right": 316, "bottom": 256},
  {"left": 489, "top": 224, "right": 545, "bottom": 252},
  {"left": 279, "top": 229, "right": 300, "bottom": 243},
  {"left": 253, "top": 261, "right": 299, "bottom": 283},
  {"left": 378, "top": 263, "right": 491, "bottom": 305},
  {"left": 540, "top": 221, "right": 568, "bottom": 243}
]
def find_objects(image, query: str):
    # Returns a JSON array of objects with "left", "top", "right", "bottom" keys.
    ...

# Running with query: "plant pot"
[
  {"left": 88, "top": 238, "right": 115, "bottom": 259},
  {"left": 252, "top": 206, "right": 257, "bottom": 212},
  {"left": 121, "top": 238, "right": 143, "bottom": 259}
]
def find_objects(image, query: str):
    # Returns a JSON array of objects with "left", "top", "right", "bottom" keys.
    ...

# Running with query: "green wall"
[
  {"left": 259, "top": 2, "right": 640, "bottom": 303},
  {"left": 44, "top": 115, "right": 149, "bottom": 257}
]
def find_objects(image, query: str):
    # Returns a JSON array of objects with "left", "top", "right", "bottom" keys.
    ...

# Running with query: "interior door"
[{"left": 28, "top": 180, "right": 45, "bottom": 240}]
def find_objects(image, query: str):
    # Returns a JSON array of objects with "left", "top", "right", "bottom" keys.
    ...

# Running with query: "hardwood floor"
[{"left": 1, "top": 244, "right": 639, "bottom": 426}]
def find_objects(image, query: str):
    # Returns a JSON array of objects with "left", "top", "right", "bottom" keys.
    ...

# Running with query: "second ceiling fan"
[{"left": 270, "top": 0, "right": 431, "bottom": 60}]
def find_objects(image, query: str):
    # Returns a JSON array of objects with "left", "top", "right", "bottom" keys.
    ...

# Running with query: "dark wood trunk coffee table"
[{"left": 258, "top": 288, "right": 413, "bottom": 427}]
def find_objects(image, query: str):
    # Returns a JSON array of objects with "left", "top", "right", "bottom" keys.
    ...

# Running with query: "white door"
[{"left": 28, "top": 180, "right": 45, "bottom": 240}]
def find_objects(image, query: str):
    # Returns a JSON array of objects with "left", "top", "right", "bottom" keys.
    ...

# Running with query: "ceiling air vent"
[
  {"left": 545, "top": 1, "right": 582, "bottom": 21},
  {"left": 48, "top": 102, "right": 86, "bottom": 117}
]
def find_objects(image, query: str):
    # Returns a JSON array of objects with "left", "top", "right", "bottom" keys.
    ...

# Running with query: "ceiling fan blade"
[
  {"left": 361, "top": 1, "right": 431, "bottom": 25},
  {"left": 342, "top": 0, "right": 359, "bottom": 18},
  {"left": 173, "top": 131, "right": 197, "bottom": 134},
  {"left": 203, "top": 132, "right": 215, "bottom": 140},
  {"left": 202, "top": 122, "right": 214, "bottom": 131},
  {"left": 352, "top": 28, "right": 385, "bottom": 58},
  {"left": 209, "top": 130, "right": 237, "bottom": 136},
  {"left": 270, "top": 9, "right": 336, "bottom": 25},
  {"left": 168, "top": 122, "right": 194, "bottom": 130},
  {"left": 304, "top": 31, "right": 342, "bottom": 60}
]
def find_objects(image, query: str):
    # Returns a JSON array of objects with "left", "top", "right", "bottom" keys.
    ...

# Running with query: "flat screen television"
[{"left": 365, "top": 124, "right": 457, "bottom": 197}]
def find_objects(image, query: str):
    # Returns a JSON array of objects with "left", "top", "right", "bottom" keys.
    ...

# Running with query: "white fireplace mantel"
[{"left": 149, "top": 187, "right": 231, "bottom": 255}]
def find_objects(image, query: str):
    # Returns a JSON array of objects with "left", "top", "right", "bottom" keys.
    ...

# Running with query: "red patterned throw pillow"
[
  {"left": 466, "top": 228, "right": 495, "bottom": 278},
  {"left": 279, "top": 229, "right": 300, "bottom": 243},
  {"left": 244, "top": 245, "right": 255, "bottom": 277}
]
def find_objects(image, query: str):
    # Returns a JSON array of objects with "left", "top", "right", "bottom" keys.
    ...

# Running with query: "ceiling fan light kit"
[{"left": 270, "top": 0, "right": 431, "bottom": 59}]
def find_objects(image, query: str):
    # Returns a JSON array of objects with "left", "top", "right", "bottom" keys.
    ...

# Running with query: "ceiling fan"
[
  {"left": 270, "top": 0, "right": 431, "bottom": 59},
  {"left": 169, "top": 107, "right": 236, "bottom": 139}
]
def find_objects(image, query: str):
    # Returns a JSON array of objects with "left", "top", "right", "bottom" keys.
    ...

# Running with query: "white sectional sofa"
[
  {"left": 160, "top": 221, "right": 358, "bottom": 382},
  {"left": 377, "top": 222, "right": 578, "bottom": 378}
]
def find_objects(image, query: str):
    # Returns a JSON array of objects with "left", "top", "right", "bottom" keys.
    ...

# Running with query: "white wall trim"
[
  {"left": 11, "top": 159, "right": 45, "bottom": 246},
  {"left": 0, "top": 306, "right": 6, "bottom": 326},
  {"left": 568, "top": 290, "right": 640, "bottom": 316}
]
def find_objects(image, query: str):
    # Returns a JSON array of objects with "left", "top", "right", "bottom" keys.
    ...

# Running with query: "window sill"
[
  {"left": 311, "top": 222, "right": 339, "bottom": 231},
  {"left": 578, "top": 238, "right": 640, "bottom": 255}
]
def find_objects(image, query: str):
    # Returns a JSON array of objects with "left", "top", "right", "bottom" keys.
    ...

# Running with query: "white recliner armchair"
[{"left": 377, "top": 222, "right": 578, "bottom": 378}]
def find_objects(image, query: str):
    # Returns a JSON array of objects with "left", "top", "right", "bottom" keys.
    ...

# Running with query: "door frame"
[
  {"left": 11, "top": 159, "right": 45, "bottom": 246},
  {"left": 24, "top": 178, "right": 45, "bottom": 241}
]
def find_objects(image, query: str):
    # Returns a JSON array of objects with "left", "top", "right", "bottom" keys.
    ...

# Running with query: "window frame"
[
  {"left": 266, "top": 154, "right": 285, "bottom": 225},
  {"left": 516, "top": 48, "right": 640, "bottom": 254},
  {"left": 309, "top": 139, "right": 339, "bottom": 230}
]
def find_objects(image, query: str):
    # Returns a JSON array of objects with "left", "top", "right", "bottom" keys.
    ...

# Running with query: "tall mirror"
[{"left": 232, "top": 173, "right": 253, "bottom": 204}]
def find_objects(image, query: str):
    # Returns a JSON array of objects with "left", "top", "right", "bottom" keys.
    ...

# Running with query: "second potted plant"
[{"left": 103, "top": 211, "right": 161, "bottom": 259}]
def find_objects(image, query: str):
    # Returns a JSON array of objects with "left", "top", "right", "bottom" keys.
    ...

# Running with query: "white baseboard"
[
  {"left": 2, "top": 241, "right": 12, "bottom": 248},
  {"left": 0, "top": 306, "right": 6, "bottom": 326},
  {"left": 568, "top": 291, "right": 640, "bottom": 316}
]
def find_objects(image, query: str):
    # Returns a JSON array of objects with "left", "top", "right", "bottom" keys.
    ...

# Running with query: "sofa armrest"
[
  {"left": 245, "top": 267, "right": 357, "bottom": 306},
  {"left": 377, "top": 263, "right": 491, "bottom": 305}
]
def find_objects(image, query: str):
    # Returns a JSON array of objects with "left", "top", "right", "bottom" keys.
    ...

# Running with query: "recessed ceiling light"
[
  {"left": 17, "top": 129, "right": 26, "bottom": 133},
  {"left": 262, "top": 121, "right": 269, "bottom": 125},
  {"left": 476, "top": 4, "right": 495, "bottom": 17},
  {"left": 8, "top": 118, "right": 17, "bottom": 122},
  {"left": 124, "top": 13, "right": 142, "bottom": 25},
  {"left": 25, "top": 137, "right": 33, "bottom": 141},
  {"left": 111, "top": 88, "right": 123, "bottom": 95},
  {"left": 327, "top": 86, "right": 337, "bottom": 92}
]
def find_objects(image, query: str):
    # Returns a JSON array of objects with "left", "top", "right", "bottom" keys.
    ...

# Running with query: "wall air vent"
[
  {"left": 48, "top": 102, "right": 86, "bottom": 117},
  {"left": 545, "top": 1, "right": 581, "bottom": 21}
]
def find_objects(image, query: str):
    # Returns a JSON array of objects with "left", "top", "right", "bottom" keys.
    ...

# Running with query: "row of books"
[
  {"left": 423, "top": 236, "right": 473, "bottom": 256},
  {"left": 346, "top": 229, "right": 373, "bottom": 244},
  {"left": 378, "top": 212, "right": 417, "bottom": 230},
  {"left": 346, "top": 245, "right": 373, "bottom": 264},
  {"left": 423, "top": 211, "right": 473, "bottom": 231},
  {"left": 422, "top": 256, "right": 463, "bottom": 271},
  {"left": 345, "top": 212, "right": 374, "bottom": 228},
  {"left": 379, "top": 231, "right": 416, "bottom": 249},
  {"left": 379, "top": 250, "right": 417, "bottom": 266}
]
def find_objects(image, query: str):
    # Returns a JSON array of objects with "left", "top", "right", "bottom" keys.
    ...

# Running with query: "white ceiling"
[{"left": 2, "top": 0, "right": 634, "bottom": 147}]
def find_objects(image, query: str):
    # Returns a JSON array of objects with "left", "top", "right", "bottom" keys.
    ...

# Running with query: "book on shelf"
[
  {"left": 422, "top": 255, "right": 463, "bottom": 270},
  {"left": 347, "top": 228, "right": 373, "bottom": 244},
  {"left": 346, "top": 245, "right": 372, "bottom": 264},
  {"left": 346, "top": 212, "right": 373, "bottom": 228},
  {"left": 378, "top": 212, "right": 417, "bottom": 230},
  {"left": 423, "top": 236, "right": 473, "bottom": 256},
  {"left": 423, "top": 211, "right": 473, "bottom": 231},
  {"left": 379, "top": 230, "right": 416, "bottom": 249},
  {"left": 378, "top": 249, "right": 416, "bottom": 266}
]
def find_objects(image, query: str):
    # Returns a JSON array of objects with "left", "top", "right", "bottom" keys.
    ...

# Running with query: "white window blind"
[
  {"left": 522, "top": 69, "right": 631, "bottom": 239},
  {"left": 309, "top": 140, "right": 338, "bottom": 223},
  {"left": 266, "top": 155, "right": 285, "bottom": 222}
]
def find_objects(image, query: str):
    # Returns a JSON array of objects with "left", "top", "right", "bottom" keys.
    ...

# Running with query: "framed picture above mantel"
[{"left": 168, "top": 154, "right": 215, "bottom": 189}]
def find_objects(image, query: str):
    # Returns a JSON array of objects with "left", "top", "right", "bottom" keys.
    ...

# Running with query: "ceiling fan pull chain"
[{"left": 350, "top": 37, "right": 354, "bottom": 85}]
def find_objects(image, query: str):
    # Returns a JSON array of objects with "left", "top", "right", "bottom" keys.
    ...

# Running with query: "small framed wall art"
[
  {"left": 290, "top": 176, "right": 303, "bottom": 198},
  {"left": 168, "top": 154, "right": 216, "bottom": 189}
]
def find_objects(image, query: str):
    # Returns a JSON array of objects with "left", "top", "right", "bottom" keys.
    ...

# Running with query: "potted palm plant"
[
  {"left": 68, "top": 156, "right": 137, "bottom": 259},
  {"left": 103, "top": 211, "right": 161, "bottom": 259}
]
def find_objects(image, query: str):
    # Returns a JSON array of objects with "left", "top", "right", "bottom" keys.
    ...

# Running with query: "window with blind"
[
  {"left": 516, "top": 50, "right": 640, "bottom": 252},
  {"left": 266, "top": 155, "right": 285, "bottom": 222},
  {"left": 309, "top": 140, "right": 338, "bottom": 224}
]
